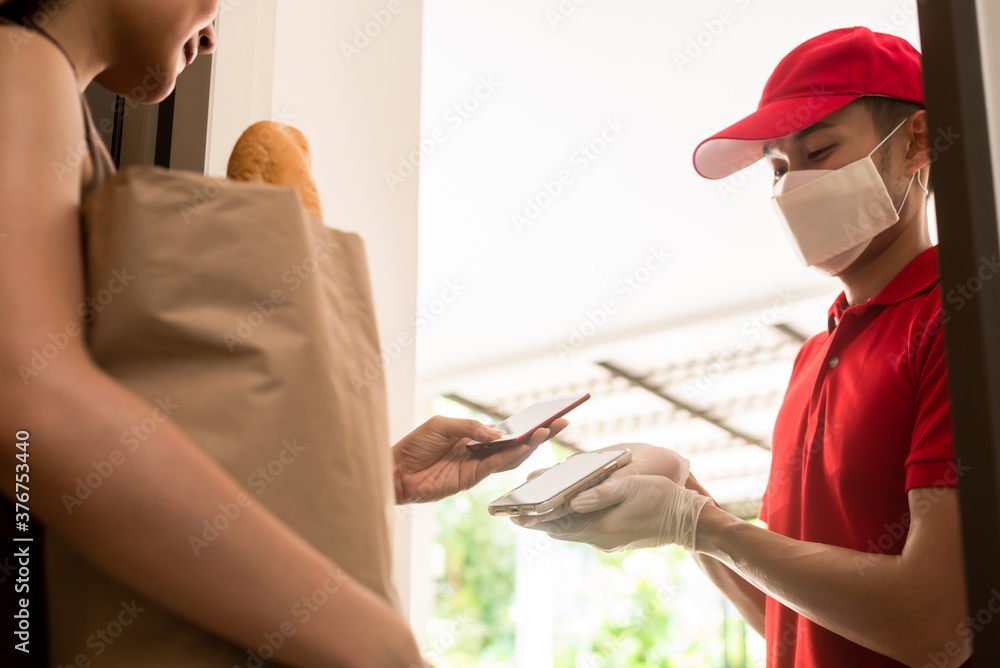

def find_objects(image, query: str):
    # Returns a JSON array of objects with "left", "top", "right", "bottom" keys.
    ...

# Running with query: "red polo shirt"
[{"left": 760, "top": 246, "right": 966, "bottom": 667}]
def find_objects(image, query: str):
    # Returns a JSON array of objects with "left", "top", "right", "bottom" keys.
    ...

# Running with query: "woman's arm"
[{"left": 0, "top": 40, "right": 421, "bottom": 668}]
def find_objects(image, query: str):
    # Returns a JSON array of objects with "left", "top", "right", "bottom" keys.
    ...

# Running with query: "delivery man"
[{"left": 518, "top": 27, "right": 972, "bottom": 668}]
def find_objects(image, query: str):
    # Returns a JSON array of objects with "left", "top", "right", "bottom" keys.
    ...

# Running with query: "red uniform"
[{"left": 760, "top": 246, "right": 969, "bottom": 667}]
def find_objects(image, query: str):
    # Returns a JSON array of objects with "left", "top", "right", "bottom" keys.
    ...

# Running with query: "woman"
[{"left": 0, "top": 2, "right": 563, "bottom": 665}]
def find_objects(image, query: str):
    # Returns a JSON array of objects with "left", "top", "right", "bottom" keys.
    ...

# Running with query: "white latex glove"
[
  {"left": 615, "top": 442, "right": 691, "bottom": 483},
  {"left": 515, "top": 474, "right": 710, "bottom": 552},
  {"left": 515, "top": 443, "right": 691, "bottom": 527}
]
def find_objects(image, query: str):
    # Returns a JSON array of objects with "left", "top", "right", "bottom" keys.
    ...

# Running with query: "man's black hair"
[
  {"left": 855, "top": 95, "right": 925, "bottom": 138},
  {"left": 854, "top": 95, "right": 933, "bottom": 196}
]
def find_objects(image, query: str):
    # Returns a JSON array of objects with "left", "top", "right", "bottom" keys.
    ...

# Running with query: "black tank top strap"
[
  {"left": 3, "top": 12, "right": 77, "bottom": 76},
  {"left": 0, "top": 12, "right": 100, "bottom": 165}
]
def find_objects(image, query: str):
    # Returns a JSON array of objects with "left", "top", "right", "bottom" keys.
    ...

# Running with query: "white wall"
[
  {"left": 205, "top": 1, "right": 278, "bottom": 177},
  {"left": 207, "top": 0, "right": 423, "bottom": 620},
  {"left": 977, "top": 0, "right": 1000, "bottom": 242}
]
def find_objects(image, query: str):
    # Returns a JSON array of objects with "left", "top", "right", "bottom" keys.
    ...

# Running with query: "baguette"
[{"left": 227, "top": 120, "right": 323, "bottom": 219}]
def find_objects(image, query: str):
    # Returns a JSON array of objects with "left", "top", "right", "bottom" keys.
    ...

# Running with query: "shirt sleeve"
[
  {"left": 905, "top": 297, "right": 959, "bottom": 490},
  {"left": 758, "top": 483, "right": 769, "bottom": 524}
]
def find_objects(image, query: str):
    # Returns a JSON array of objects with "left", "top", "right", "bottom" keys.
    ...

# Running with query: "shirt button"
[{"left": 829, "top": 356, "right": 840, "bottom": 368}]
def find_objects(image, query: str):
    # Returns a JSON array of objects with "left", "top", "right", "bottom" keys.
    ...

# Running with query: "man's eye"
[{"left": 808, "top": 145, "right": 834, "bottom": 160}]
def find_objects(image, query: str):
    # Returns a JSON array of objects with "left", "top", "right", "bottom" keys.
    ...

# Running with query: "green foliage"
[
  {"left": 426, "top": 398, "right": 764, "bottom": 667},
  {"left": 556, "top": 577, "right": 676, "bottom": 667},
  {"left": 432, "top": 480, "right": 518, "bottom": 663}
]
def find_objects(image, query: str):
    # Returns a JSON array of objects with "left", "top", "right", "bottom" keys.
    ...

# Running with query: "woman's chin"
[{"left": 94, "top": 68, "right": 178, "bottom": 105}]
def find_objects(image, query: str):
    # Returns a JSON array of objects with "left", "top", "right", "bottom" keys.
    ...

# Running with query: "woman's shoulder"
[
  {"left": 0, "top": 19, "right": 75, "bottom": 78},
  {"left": 0, "top": 23, "right": 93, "bottom": 200}
]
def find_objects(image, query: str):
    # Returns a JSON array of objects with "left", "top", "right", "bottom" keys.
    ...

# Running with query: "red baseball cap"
[{"left": 692, "top": 27, "right": 923, "bottom": 180}]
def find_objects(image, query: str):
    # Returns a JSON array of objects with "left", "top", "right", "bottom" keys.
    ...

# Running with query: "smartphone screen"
[
  {"left": 493, "top": 449, "right": 626, "bottom": 506},
  {"left": 469, "top": 393, "right": 589, "bottom": 450}
]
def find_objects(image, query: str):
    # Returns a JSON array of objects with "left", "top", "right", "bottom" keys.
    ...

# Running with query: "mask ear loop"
[
  {"left": 895, "top": 166, "right": 932, "bottom": 215},
  {"left": 895, "top": 172, "right": 917, "bottom": 215},
  {"left": 871, "top": 114, "right": 928, "bottom": 215},
  {"left": 915, "top": 167, "right": 930, "bottom": 195},
  {"left": 867, "top": 115, "right": 912, "bottom": 158}
]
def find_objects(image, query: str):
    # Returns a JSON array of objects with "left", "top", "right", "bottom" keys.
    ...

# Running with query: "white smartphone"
[
  {"left": 467, "top": 393, "right": 590, "bottom": 452},
  {"left": 488, "top": 448, "right": 631, "bottom": 516}
]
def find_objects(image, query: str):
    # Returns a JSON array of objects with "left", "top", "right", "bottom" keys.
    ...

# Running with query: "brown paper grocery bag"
[{"left": 48, "top": 165, "right": 398, "bottom": 667}]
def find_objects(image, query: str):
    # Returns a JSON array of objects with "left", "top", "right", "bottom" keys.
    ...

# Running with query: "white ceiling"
[
  {"left": 414, "top": 0, "right": 926, "bottom": 509},
  {"left": 416, "top": 0, "right": 922, "bottom": 379}
]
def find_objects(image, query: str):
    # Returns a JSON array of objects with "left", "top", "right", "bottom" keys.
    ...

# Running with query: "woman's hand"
[{"left": 392, "top": 416, "right": 569, "bottom": 504}]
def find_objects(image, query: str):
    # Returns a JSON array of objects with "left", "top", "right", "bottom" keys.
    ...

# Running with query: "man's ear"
[{"left": 906, "top": 109, "right": 932, "bottom": 175}]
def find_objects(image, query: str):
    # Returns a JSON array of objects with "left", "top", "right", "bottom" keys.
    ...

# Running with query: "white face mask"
[{"left": 770, "top": 115, "right": 929, "bottom": 276}]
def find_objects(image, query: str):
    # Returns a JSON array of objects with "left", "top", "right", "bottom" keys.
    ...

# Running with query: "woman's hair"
[{"left": 0, "top": 1, "right": 47, "bottom": 21}]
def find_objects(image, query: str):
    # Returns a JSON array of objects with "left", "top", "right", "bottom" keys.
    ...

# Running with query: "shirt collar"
[{"left": 827, "top": 246, "right": 940, "bottom": 332}]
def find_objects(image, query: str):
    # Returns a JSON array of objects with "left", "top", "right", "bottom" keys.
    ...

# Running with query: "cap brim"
[{"left": 692, "top": 92, "right": 861, "bottom": 180}]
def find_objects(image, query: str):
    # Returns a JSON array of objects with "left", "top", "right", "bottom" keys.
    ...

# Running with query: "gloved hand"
[
  {"left": 515, "top": 443, "right": 691, "bottom": 526},
  {"left": 612, "top": 442, "right": 691, "bottom": 483},
  {"left": 514, "top": 473, "right": 710, "bottom": 552}
]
